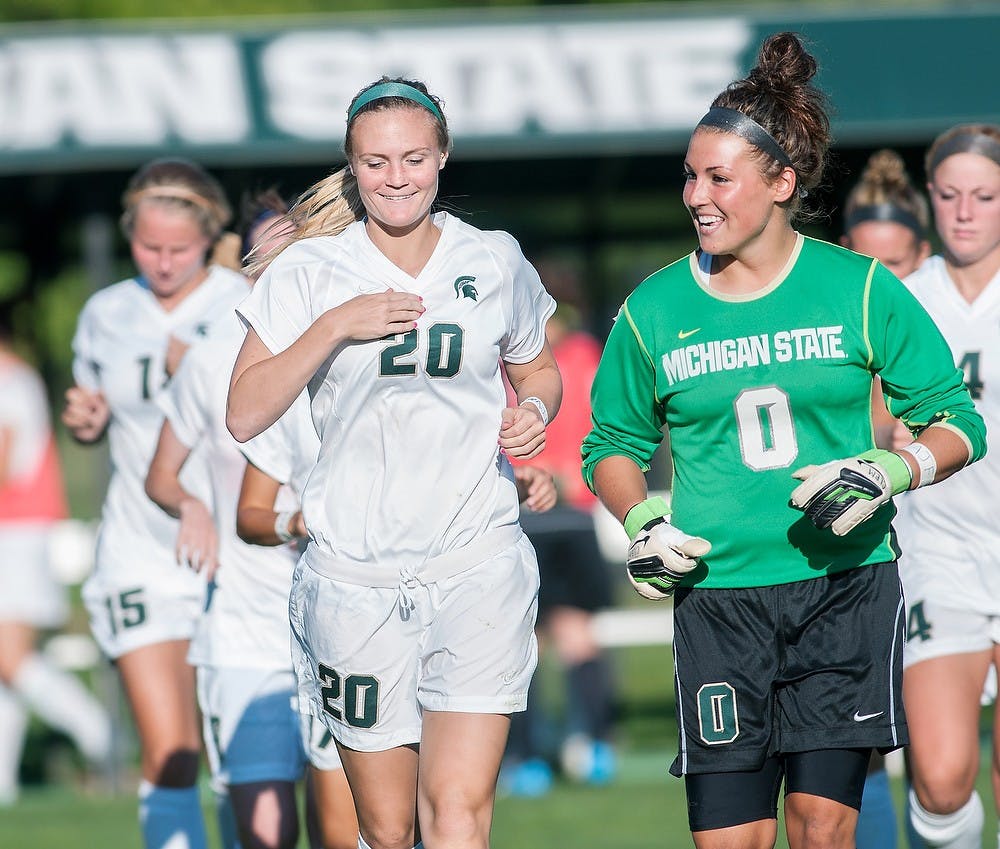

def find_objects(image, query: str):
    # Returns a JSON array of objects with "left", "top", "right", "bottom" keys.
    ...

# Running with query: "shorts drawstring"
[{"left": 398, "top": 568, "right": 420, "bottom": 620}]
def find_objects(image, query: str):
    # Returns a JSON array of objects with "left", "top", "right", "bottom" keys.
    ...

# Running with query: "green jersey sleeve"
[{"left": 582, "top": 302, "right": 666, "bottom": 491}]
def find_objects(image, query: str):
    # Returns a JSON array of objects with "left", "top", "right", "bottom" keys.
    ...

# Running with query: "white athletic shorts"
[
  {"left": 902, "top": 596, "right": 1000, "bottom": 668},
  {"left": 82, "top": 525, "right": 206, "bottom": 659},
  {"left": 901, "top": 548, "right": 1000, "bottom": 668},
  {"left": 289, "top": 535, "right": 539, "bottom": 752},
  {"left": 198, "top": 666, "right": 307, "bottom": 786},
  {"left": 0, "top": 526, "right": 67, "bottom": 628},
  {"left": 300, "top": 712, "right": 344, "bottom": 772}
]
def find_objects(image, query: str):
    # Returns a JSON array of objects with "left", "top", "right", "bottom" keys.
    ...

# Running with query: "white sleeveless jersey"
[
  {"left": 159, "top": 309, "right": 300, "bottom": 669},
  {"left": 71, "top": 266, "right": 249, "bottom": 570},
  {"left": 896, "top": 255, "right": 1000, "bottom": 609},
  {"left": 238, "top": 212, "right": 555, "bottom": 576}
]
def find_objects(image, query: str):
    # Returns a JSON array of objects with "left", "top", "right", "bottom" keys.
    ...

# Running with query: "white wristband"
[
  {"left": 521, "top": 396, "right": 549, "bottom": 427},
  {"left": 898, "top": 442, "right": 937, "bottom": 489},
  {"left": 274, "top": 510, "right": 297, "bottom": 543}
]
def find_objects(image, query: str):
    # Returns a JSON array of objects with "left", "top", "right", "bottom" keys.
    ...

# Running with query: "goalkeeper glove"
[
  {"left": 624, "top": 496, "right": 712, "bottom": 600},
  {"left": 789, "top": 448, "right": 912, "bottom": 536}
]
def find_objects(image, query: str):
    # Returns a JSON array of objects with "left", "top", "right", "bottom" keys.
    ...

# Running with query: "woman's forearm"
[
  {"left": 514, "top": 362, "right": 562, "bottom": 423},
  {"left": 237, "top": 506, "right": 284, "bottom": 546},
  {"left": 592, "top": 455, "right": 650, "bottom": 526}
]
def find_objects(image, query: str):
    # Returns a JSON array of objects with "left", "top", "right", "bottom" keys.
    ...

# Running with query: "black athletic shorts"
[
  {"left": 519, "top": 505, "right": 612, "bottom": 615},
  {"left": 669, "top": 561, "right": 907, "bottom": 777}
]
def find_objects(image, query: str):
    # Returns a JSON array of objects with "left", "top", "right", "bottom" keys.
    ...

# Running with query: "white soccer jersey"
[
  {"left": 237, "top": 212, "right": 555, "bottom": 579},
  {"left": 240, "top": 391, "right": 319, "bottom": 497},
  {"left": 159, "top": 309, "right": 300, "bottom": 669},
  {"left": 71, "top": 266, "right": 249, "bottom": 563},
  {"left": 896, "top": 255, "right": 1000, "bottom": 611}
]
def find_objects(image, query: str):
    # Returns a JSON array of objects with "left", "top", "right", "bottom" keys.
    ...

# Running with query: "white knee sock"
[
  {"left": 138, "top": 779, "right": 209, "bottom": 849},
  {"left": 0, "top": 684, "right": 27, "bottom": 805},
  {"left": 12, "top": 653, "right": 112, "bottom": 762},
  {"left": 909, "top": 788, "right": 984, "bottom": 849}
]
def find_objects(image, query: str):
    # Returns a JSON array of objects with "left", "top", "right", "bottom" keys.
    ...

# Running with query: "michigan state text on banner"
[{"left": 0, "top": 4, "right": 996, "bottom": 173}]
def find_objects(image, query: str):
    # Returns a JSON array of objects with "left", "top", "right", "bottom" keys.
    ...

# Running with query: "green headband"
[{"left": 347, "top": 82, "right": 444, "bottom": 123}]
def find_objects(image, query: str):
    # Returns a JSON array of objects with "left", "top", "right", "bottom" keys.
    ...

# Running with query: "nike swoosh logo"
[
  {"left": 678, "top": 328, "right": 701, "bottom": 339},
  {"left": 853, "top": 710, "right": 884, "bottom": 722}
]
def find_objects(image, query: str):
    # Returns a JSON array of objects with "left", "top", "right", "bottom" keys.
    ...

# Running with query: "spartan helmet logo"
[{"left": 454, "top": 275, "right": 478, "bottom": 301}]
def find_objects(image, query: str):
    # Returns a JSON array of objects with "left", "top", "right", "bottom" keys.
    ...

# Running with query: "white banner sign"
[{"left": 0, "top": 17, "right": 749, "bottom": 154}]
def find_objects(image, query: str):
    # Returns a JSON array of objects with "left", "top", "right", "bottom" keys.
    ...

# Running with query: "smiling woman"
[
  {"left": 581, "top": 32, "right": 987, "bottom": 849},
  {"left": 226, "top": 76, "right": 562, "bottom": 849}
]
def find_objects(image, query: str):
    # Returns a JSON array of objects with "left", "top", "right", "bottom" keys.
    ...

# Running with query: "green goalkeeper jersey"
[{"left": 582, "top": 235, "right": 987, "bottom": 589}]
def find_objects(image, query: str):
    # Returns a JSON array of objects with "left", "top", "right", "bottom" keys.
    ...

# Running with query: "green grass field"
[
  {"left": 0, "top": 755, "right": 962, "bottom": 849},
  {"left": 0, "top": 645, "right": 996, "bottom": 849}
]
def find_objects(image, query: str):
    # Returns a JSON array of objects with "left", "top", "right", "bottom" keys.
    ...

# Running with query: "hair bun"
[
  {"left": 862, "top": 149, "right": 910, "bottom": 193},
  {"left": 751, "top": 32, "right": 819, "bottom": 93}
]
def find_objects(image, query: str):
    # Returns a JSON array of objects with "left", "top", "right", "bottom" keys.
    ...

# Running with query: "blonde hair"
[
  {"left": 243, "top": 167, "right": 364, "bottom": 280},
  {"left": 120, "top": 158, "right": 231, "bottom": 243},
  {"left": 843, "top": 149, "right": 929, "bottom": 238}
]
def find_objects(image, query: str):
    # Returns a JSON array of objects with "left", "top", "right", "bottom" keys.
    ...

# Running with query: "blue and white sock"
[{"left": 138, "top": 779, "right": 208, "bottom": 849}]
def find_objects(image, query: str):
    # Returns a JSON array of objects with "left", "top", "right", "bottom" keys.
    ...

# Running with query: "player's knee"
[
  {"left": 785, "top": 801, "right": 856, "bottom": 849},
  {"left": 145, "top": 747, "right": 201, "bottom": 787},
  {"left": 237, "top": 795, "right": 300, "bottom": 849},
  {"left": 360, "top": 821, "right": 418, "bottom": 849},
  {"left": 912, "top": 769, "right": 979, "bottom": 814},
  {"left": 418, "top": 795, "right": 486, "bottom": 847}
]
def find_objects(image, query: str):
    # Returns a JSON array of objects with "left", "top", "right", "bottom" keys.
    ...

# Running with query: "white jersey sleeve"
[
  {"left": 70, "top": 299, "right": 103, "bottom": 391},
  {"left": 240, "top": 392, "right": 319, "bottom": 497},
  {"left": 236, "top": 248, "right": 324, "bottom": 355},
  {"left": 491, "top": 231, "right": 556, "bottom": 364}
]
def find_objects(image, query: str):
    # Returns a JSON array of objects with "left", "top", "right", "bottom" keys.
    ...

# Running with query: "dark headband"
[
  {"left": 845, "top": 203, "right": 924, "bottom": 241},
  {"left": 929, "top": 130, "right": 1000, "bottom": 176},
  {"left": 697, "top": 107, "right": 794, "bottom": 170},
  {"left": 348, "top": 82, "right": 444, "bottom": 123}
]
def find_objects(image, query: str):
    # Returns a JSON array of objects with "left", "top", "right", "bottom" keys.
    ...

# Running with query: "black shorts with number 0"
[{"left": 669, "top": 561, "right": 907, "bottom": 777}]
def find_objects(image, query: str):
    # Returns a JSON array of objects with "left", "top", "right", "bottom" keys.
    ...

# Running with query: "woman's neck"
[
  {"left": 153, "top": 267, "right": 210, "bottom": 312},
  {"left": 944, "top": 245, "right": 1000, "bottom": 304},
  {"left": 366, "top": 214, "right": 441, "bottom": 278},
  {"left": 707, "top": 222, "right": 798, "bottom": 296}
]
